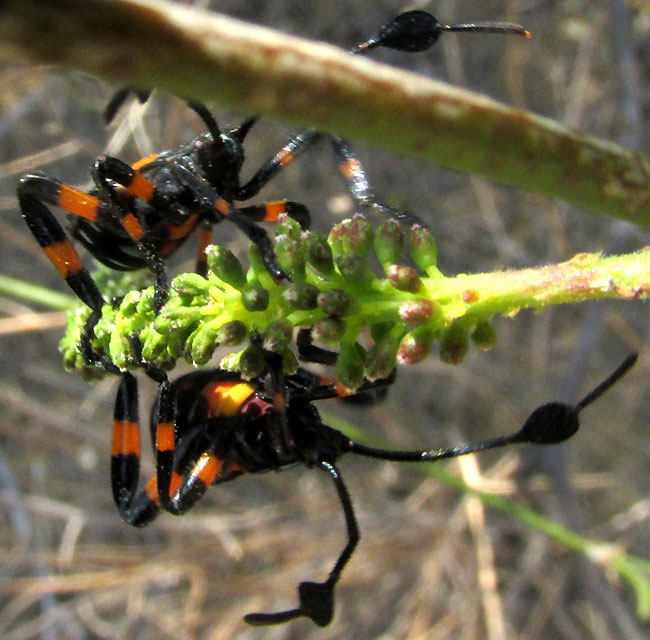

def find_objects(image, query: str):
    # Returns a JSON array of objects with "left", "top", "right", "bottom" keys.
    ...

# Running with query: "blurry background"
[{"left": 0, "top": 1, "right": 648, "bottom": 638}]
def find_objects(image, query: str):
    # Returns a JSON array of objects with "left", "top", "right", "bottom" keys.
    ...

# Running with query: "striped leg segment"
[
  {"left": 17, "top": 183, "right": 117, "bottom": 369},
  {"left": 168, "top": 450, "right": 223, "bottom": 515},
  {"left": 18, "top": 173, "right": 105, "bottom": 223},
  {"left": 92, "top": 156, "right": 170, "bottom": 311},
  {"left": 331, "top": 138, "right": 426, "bottom": 228},
  {"left": 110, "top": 370, "right": 199, "bottom": 526},
  {"left": 238, "top": 201, "right": 311, "bottom": 229},
  {"left": 111, "top": 373, "right": 160, "bottom": 527},
  {"left": 236, "top": 129, "right": 323, "bottom": 201},
  {"left": 169, "top": 162, "right": 289, "bottom": 281},
  {"left": 152, "top": 378, "right": 179, "bottom": 514},
  {"left": 112, "top": 357, "right": 247, "bottom": 525},
  {"left": 17, "top": 183, "right": 105, "bottom": 312}
]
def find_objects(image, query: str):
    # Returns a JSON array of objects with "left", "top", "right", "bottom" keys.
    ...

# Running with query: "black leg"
[
  {"left": 111, "top": 372, "right": 161, "bottom": 527},
  {"left": 92, "top": 156, "right": 172, "bottom": 311},
  {"left": 331, "top": 137, "right": 426, "bottom": 228},
  {"left": 17, "top": 185, "right": 119, "bottom": 371},
  {"left": 244, "top": 461, "right": 359, "bottom": 627},
  {"left": 168, "top": 161, "right": 289, "bottom": 281}
]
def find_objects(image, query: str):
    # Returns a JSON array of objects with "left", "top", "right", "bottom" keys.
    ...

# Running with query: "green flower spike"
[{"left": 61, "top": 214, "right": 650, "bottom": 388}]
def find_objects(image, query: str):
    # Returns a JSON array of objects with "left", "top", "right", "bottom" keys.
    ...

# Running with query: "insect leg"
[{"left": 244, "top": 461, "right": 358, "bottom": 627}]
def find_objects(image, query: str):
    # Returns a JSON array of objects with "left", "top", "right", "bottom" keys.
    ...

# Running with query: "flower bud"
[
  {"left": 214, "top": 320, "right": 247, "bottom": 346},
  {"left": 206, "top": 245, "right": 247, "bottom": 290},
  {"left": 109, "top": 329, "right": 134, "bottom": 370},
  {"left": 238, "top": 345, "right": 267, "bottom": 379},
  {"left": 275, "top": 233, "right": 305, "bottom": 281},
  {"left": 408, "top": 224, "right": 438, "bottom": 271},
  {"left": 141, "top": 328, "right": 168, "bottom": 362},
  {"left": 399, "top": 299, "right": 436, "bottom": 324},
  {"left": 241, "top": 283, "right": 270, "bottom": 311},
  {"left": 189, "top": 322, "right": 221, "bottom": 364},
  {"left": 335, "top": 254, "right": 374, "bottom": 285},
  {"left": 397, "top": 326, "right": 435, "bottom": 365},
  {"left": 365, "top": 334, "right": 400, "bottom": 381},
  {"left": 167, "top": 325, "right": 194, "bottom": 360},
  {"left": 313, "top": 316, "right": 346, "bottom": 343},
  {"left": 335, "top": 341, "right": 366, "bottom": 392},
  {"left": 386, "top": 264, "right": 422, "bottom": 292},
  {"left": 154, "top": 303, "right": 202, "bottom": 335},
  {"left": 329, "top": 214, "right": 374, "bottom": 257},
  {"left": 317, "top": 288, "right": 354, "bottom": 317},
  {"left": 302, "top": 231, "right": 334, "bottom": 275},
  {"left": 374, "top": 218, "right": 403, "bottom": 267},
  {"left": 135, "top": 288, "right": 155, "bottom": 315},
  {"left": 118, "top": 290, "right": 141, "bottom": 316},
  {"left": 471, "top": 321, "right": 497, "bottom": 351},
  {"left": 283, "top": 282, "right": 319, "bottom": 310},
  {"left": 275, "top": 213, "right": 302, "bottom": 240},
  {"left": 439, "top": 323, "right": 469, "bottom": 365},
  {"left": 172, "top": 272, "right": 209, "bottom": 297},
  {"left": 263, "top": 320, "right": 293, "bottom": 352}
]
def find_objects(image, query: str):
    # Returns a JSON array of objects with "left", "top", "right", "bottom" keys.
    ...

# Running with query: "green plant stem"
[
  {"left": 420, "top": 249, "right": 650, "bottom": 320},
  {"left": 57, "top": 246, "right": 650, "bottom": 379},
  {"left": 327, "top": 414, "right": 650, "bottom": 620},
  {"left": 0, "top": 274, "right": 75, "bottom": 310},
  {"left": 2, "top": 0, "right": 650, "bottom": 227}
]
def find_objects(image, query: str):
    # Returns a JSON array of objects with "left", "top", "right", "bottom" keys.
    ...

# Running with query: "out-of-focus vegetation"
[{"left": 0, "top": 2, "right": 648, "bottom": 639}]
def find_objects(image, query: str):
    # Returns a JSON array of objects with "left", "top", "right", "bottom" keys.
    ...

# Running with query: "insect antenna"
[{"left": 346, "top": 353, "right": 638, "bottom": 462}]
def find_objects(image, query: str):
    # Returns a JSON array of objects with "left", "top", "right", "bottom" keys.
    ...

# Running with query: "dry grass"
[{"left": 0, "top": 1, "right": 648, "bottom": 638}]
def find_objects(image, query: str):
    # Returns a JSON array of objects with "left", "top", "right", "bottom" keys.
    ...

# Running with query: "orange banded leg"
[
  {"left": 236, "top": 129, "right": 323, "bottom": 201},
  {"left": 152, "top": 378, "right": 179, "bottom": 514},
  {"left": 170, "top": 162, "right": 289, "bottom": 281},
  {"left": 238, "top": 201, "right": 311, "bottom": 229},
  {"left": 16, "top": 187, "right": 118, "bottom": 369},
  {"left": 17, "top": 186, "right": 105, "bottom": 312},
  {"left": 111, "top": 370, "right": 200, "bottom": 526},
  {"left": 112, "top": 373, "right": 160, "bottom": 527},
  {"left": 92, "top": 156, "right": 170, "bottom": 311},
  {"left": 18, "top": 173, "right": 107, "bottom": 223},
  {"left": 154, "top": 448, "right": 244, "bottom": 517},
  {"left": 169, "top": 451, "right": 223, "bottom": 515},
  {"left": 331, "top": 138, "right": 426, "bottom": 228}
]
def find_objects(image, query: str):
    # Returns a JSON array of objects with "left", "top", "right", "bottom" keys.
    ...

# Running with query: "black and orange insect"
[
  {"left": 17, "top": 11, "right": 529, "bottom": 368},
  {"left": 17, "top": 102, "right": 309, "bottom": 366},
  {"left": 111, "top": 337, "right": 636, "bottom": 627}
]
